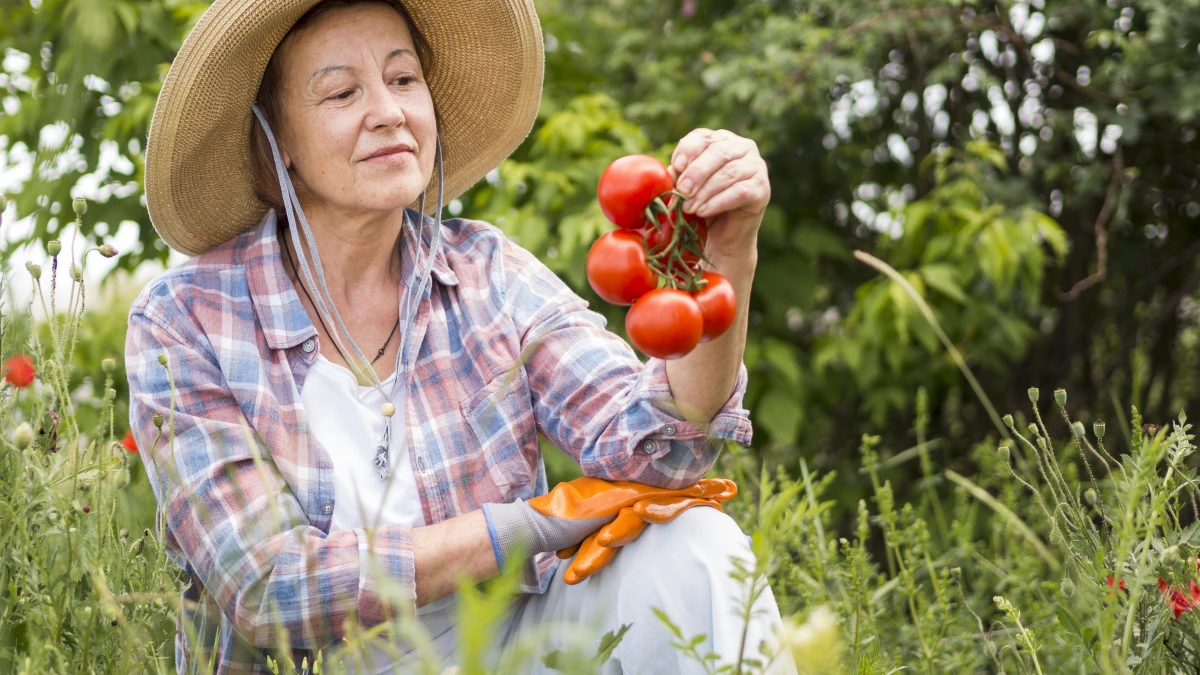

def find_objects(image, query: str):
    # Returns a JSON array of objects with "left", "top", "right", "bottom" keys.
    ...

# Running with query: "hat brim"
[{"left": 145, "top": 0, "right": 543, "bottom": 256}]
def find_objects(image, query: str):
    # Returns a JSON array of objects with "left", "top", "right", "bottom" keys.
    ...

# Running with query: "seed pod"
[
  {"left": 1002, "top": 414, "right": 1014, "bottom": 428},
  {"left": 47, "top": 240, "right": 61, "bottom": 256},
  {"left": 105, "top": 387, "right": 117, "bottom": 401},
  {"left": 1072, "top": 421, "right": 1086, "bottom": 438},
  {"left": 25, "top": 261, "right": 41, "bottom": 279},
  {"left": 101, "top": 357, "right": 116, "bottom": 374},
  {"left": 72, "top": 197, "right": 87, "bottom": 215},
  {"left": 1060, "top": 577, "right": 1076, "bottom": 598},
  {"left": 97, "top": 244, "right": 117, "bottom": 258},
  {"left": 12, "top": 423, "right": 34, "bottom": 450},
  {"left": 70, "top": 264, "right": 82, "bottom": 282},
  {"left": 1084, "top": 488, "right": 1098, "bottom": 506},
  {"left": 1054, "top": 389, "right": 1067, "bottom": 407},
  {"left": 1027, "top": 423, "right": 1039, "bottom": 436},
  {"left": 997, "top": 444, "right": 1010, "bottom": 462},
  {"left": 157, "top": 353, "right": 169, "bottom": 367},
  {"left": 1094, "top": 420, "right": 1106, "bottom": 439},
  {"left": 113, "top": 468, "right": 130, "bottom": 489},
  {"left": 152, "top": 413, "right": 164, "bottom": 428},
  {"left": 1027, "top": 387, "right": 1039, "bottom": 404}
]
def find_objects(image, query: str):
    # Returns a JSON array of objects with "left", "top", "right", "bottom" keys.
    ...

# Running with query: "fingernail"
[
  {"left": 678, "top": 178, "right": 693, "bottom": 195},
  {"left": 673, "top": 155, "right": 687, "bottom": 171}
]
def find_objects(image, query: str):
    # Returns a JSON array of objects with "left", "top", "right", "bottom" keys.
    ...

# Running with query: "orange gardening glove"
[{"left": 551, "top": 478, "right": 738, "bottom": 585}]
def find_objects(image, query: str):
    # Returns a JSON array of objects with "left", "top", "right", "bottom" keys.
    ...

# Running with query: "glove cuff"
[{"left": 483, "top": 500, "right": 614, "bottom": 571}]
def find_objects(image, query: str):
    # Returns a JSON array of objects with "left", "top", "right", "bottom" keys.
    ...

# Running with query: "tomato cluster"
[{"left": 586, "top": 154, "right": 737, "bottom": 360}]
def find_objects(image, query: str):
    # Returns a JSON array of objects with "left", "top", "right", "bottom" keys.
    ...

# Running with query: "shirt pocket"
[{"left": 459, "top": 367, "right": 537, "bottom": 505}]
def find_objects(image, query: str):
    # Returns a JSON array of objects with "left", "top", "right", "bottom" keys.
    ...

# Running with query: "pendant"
[{"left": 373, "top": 445, "right": 391, "bottom": 480}]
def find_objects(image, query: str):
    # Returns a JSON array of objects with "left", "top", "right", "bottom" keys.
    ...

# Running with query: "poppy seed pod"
[
  {"left": 997, "top": 444, "right": 1010, "bottom": 462},
  {"left": 70, "top": 264, "right": 82, "bottom": 282},
  {"left": 1072, "top": 421, "right": 1086, "bottom": 438},
  {"left": 152, "top": 413, "right": 164, "bottom": 428},
  {"left": 1084, "top": 488, "right": 1098, "bottom": 506},
  {"left": 98, "top": 244, "right": 117, "bottom": 258},
  {"left": 25, "top": 262, "right": 41, "bottom": 279},
  {"left": 157, "top": 353, "right": 168, "bottom": 367},
  {"left": 1002, "top": 414, "right": 1014, "bottom": 428},
  {"left": 47, "top": 240, "right": 60, "bottom": 256},
  {"left": 1027, "top": 423, "right": 1039, "bottom": 436},
  {"left": 101, "top": 357, "right": 115, "bottom": 374},
  {"left": 1054, "top": 389, "right": 1067, "bottom": 407},
  {"left": 1027, "top": 388, "right": 1039, "bottom": 404},
  {"left": 1162, "top": 545, "right": 1181, "bottom": 566},
  {"left": 1094, "top": 420, "right": 1106, "bottom": 439},
  {"left": 72, "top": 197, "right": 87, "bottom": 215}
]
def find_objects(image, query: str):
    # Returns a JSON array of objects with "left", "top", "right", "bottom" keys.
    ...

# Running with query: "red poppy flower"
[
  {"left": 121, "top": 429, "right": 138, "bottom": 454},
  {"left": 1106, "top": 575, "right": 1127, "bottom": 592},
  {"left": 3, "top": 354, "right": 35, "bottom": 388}
]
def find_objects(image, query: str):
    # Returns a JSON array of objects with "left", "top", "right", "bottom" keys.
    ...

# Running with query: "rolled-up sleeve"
[
  {"left": 501, "top": 239, "right": 753, "bottom": 489},
  {"left": 126, "top": 293, "right": 415, "bottom": 650}
]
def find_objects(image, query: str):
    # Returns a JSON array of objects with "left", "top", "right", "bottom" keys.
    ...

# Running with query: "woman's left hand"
[{"left": 668, "top": 128, "right": 771, "bottom": 260}]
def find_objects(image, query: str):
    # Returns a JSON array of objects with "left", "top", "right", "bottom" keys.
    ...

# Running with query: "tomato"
[
  {"left": 692, "top": 272, "right": 737, "bottom": 342},
  {"left": 586, "top": 230, "right": 659, "bottom": 305},
  {"left": 645, "top": 203, "right": 709, "bottom": 270},
  {"left": 625, "top": 289, "right": 704, "bottom": 360},
  {"left": 597, "top": 155, "right": 675, "bottom": 230},
  {"left": 3, "top": 354, "right": 35, "bottom": 388}
]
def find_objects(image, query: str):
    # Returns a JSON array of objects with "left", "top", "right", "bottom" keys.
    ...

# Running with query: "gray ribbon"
[{"left": 251, "top": 103, "right": 444, "bottom": 480}]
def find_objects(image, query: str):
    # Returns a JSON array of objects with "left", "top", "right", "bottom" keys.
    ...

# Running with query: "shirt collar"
[{"left": 246, "top": 208, "right": 458, "bottom": 351}]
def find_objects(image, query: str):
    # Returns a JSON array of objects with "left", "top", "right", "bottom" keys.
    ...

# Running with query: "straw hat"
[{"left": 144, "top": 0, "right": 543, "bottom": 256}]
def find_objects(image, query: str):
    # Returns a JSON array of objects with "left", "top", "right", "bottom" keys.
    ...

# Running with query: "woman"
[{"left": 127, "top": 0, "right": 790, "bottom": 673}]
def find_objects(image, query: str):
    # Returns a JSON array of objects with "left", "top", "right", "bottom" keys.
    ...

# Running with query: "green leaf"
[{"left": 920, "top": 263, "right": 967, "bottom": 304}]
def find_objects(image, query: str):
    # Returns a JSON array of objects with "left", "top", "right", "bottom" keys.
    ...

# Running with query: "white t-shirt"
[{"left": 300, "top": 353, "right": 457, "bottom": 671}]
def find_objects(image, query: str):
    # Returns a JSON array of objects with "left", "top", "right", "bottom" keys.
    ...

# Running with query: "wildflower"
[
  {"left": 120, "top": 429, "right": 138, "bottom": 454},
  {"left": 1162, "top": 546, "right": 1181, "bottom": 566},
  {"left": 1105, "top": 575, "right": 1127, "bottom": 592},
  {"left": 12, "top": 422, "right": 33, "bottom": 450},
  {"left": 3, "top": 354, "right": 36, "bottom": 388},
  {"left": 72, "top": 197, "right": 87, "bottom": 215},
  {"left": 1157, "top": 578, "right": 1200, "bottom": 619},
  {"left": 47, "top": 240, "right": 61, "bottom": 256},
  {"left": 1143, "top": 423, "right": 1162, "bottom": 438},
  {"left": 1054, "top": 389, "right": 1067, "bottom": 406},
  {"left": 1027, "top": 387, "right": 1039, "bottom": 404},
  {"left": 1094, "top": 420, "right": 1106, "bottom": 439}
]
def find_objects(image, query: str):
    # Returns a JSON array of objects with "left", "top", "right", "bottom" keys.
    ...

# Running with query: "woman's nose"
[{"left": 363, "top": 80, "right": 407, "bottom": 130}]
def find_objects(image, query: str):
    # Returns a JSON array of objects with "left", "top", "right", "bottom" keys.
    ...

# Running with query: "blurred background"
[{"left": 3, "top": 0, "right": 1198, "bottom": 515}]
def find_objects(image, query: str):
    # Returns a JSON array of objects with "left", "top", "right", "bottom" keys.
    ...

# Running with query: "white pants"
[{"left": 334, "top": 507, "right": 798, "bottom": 674}]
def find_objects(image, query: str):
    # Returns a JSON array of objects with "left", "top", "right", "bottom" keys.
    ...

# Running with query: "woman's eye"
[
  {"left": 393, "top": 76, "right": 414, "bottom": 86},
  {"left": 333, "top": 90, "right": 353, "bottom": 101}
]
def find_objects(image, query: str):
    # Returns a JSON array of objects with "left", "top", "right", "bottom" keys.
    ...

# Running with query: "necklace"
[{"left": 282, "top": 230, "right": 401, "bottom": 369}]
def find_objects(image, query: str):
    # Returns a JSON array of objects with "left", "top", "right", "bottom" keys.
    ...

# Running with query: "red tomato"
[
  {"left": 693, "top": 272, "right": 737, "bottom": 342},
  {"left": 645, "top": 207, "right": 709, "bottom": 271},
  {"left": 625, "top": 289, "right": 704, "bottom": 360},
  {"left": 121, "top": 429, "right": 138, "bottom": 454},
  {"left": 3, "top": 354, "right": 35, "bottom": 388},
  {"left": 586, "top": 231, "right": 659, "bottom": 305},
  {"left": 597, "top": 155, "right": 675, "bottom": 230}
]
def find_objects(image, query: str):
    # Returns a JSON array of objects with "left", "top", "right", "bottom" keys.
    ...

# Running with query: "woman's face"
[{"left": 273, "top": 3, "right": 436, "bottom": 216}]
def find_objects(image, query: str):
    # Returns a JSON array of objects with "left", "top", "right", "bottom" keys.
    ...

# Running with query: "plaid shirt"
[{"left": 125, "top": 208, "right": 752, "bottom": 674}]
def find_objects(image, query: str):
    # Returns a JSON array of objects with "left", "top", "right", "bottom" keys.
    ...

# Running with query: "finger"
[
  {"left": 693, "top": 177, "right": 769, "bottom": 220},
  {"left": 563, "top": 531, "right": 618, "bottom": 585},
  {"left": 675, "top": 138, "right": 751, "bottom": 201},
  {"left": 595, "top": 506, "right": 649, "bottom": 547},
  {"left": 683, "top": 156, "right": 760, "bottom": 215},
  {"left": 670, "top": 128, "right": 721, "bottom": 174},
  {"left": 634, "top": 496, "right": 721, "bottom": 523},
  {"left": 556, "top": 543, "right": 580, "bottom": 559},
  {"left": 702, "top": 478, "right": 738, "bottom": 502}
]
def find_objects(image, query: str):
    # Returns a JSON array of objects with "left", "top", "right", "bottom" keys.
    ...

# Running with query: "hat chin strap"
[{"left": 251, "top": 104, "right": 444, "bottom": 480}]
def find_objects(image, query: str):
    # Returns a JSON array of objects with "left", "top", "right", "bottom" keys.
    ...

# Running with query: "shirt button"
[
  {"left": 301, "top": 338, "right": 316, "bottom": 354},
  {"left": 320, "top": 501, "right": 333, "bottom": 515},
  {"left": 663, "top": 424, "right": 677, "bottom": 437},
  {"left": 642, "top": 439, "right": 657, "bottom": 454}
]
